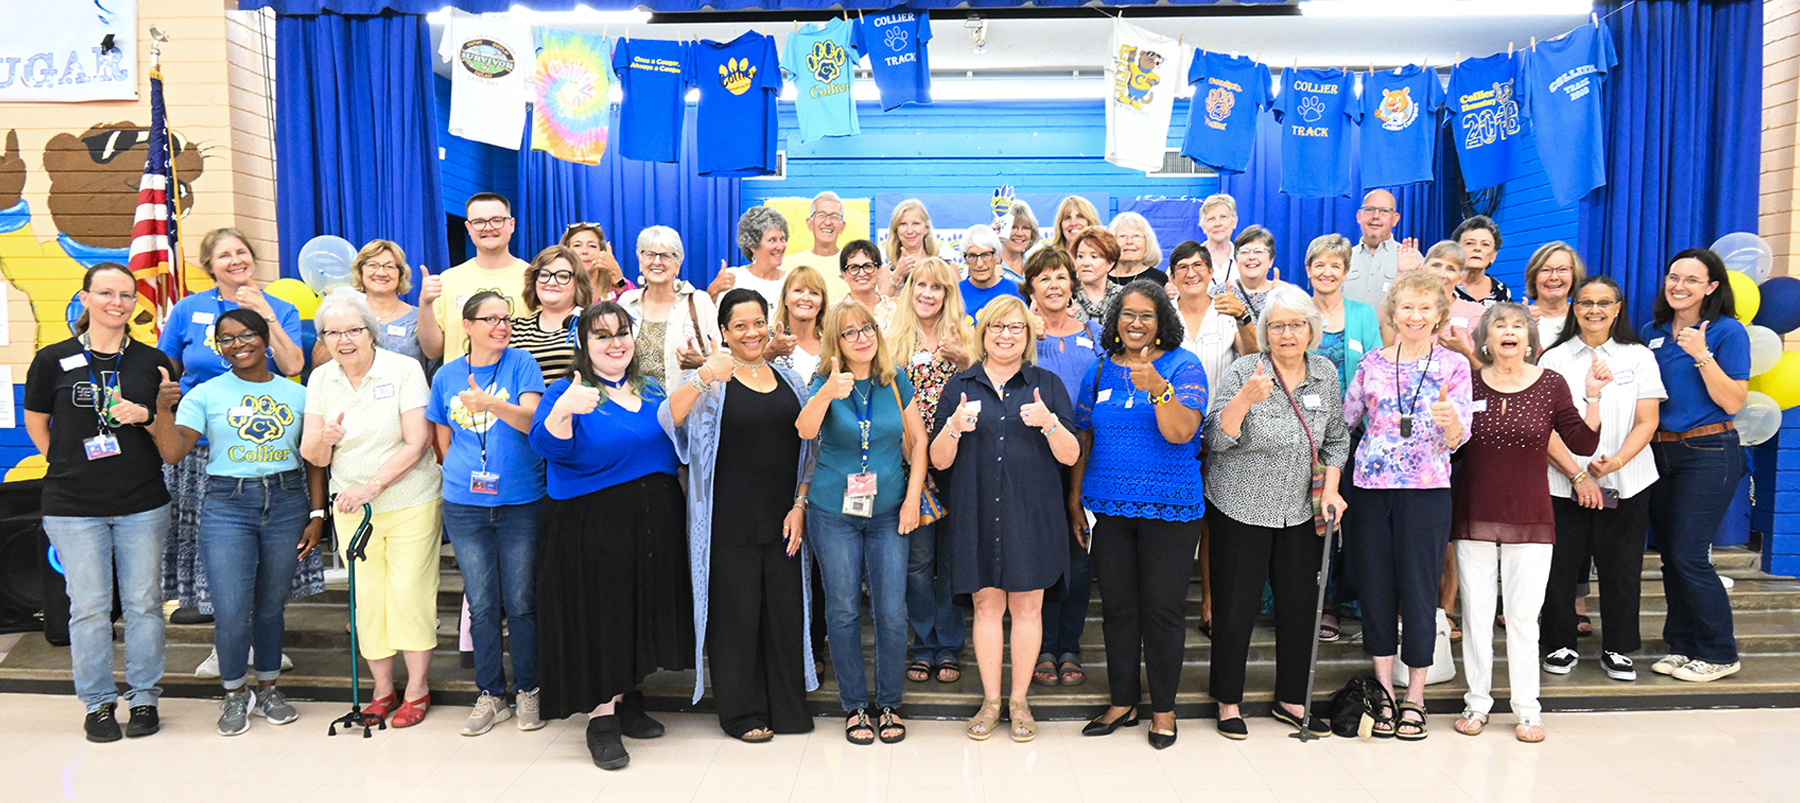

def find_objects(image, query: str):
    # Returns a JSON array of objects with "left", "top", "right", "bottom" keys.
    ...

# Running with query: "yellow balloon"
[
  {"left": 265, "top": 278, "right": 321, "bottom": 320},
  {"left": 1728, "top": 271, "right": 1760, "bottom": 323},
  {"left": 1751, "top": 350, "right": 1800, "bottom": 409}
]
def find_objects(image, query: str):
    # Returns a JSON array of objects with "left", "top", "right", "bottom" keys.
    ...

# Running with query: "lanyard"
[
  {"left": 469, "top": 362, "right": 499, "bottom": 470},
  {"left": 81, "top": 337, "right": 124, "bottom": 432},
  {"left": 852, "top": 379, "right": 873, "bottom": 474}
]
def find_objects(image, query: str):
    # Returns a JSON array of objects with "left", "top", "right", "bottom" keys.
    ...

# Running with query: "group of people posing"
[{"left": 24, "top": 187, "right": 1748, "bottom": 766}]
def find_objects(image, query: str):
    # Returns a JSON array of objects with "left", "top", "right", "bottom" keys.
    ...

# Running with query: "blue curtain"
[
  {"left": 242, "top": 0, "right": 1273, "bottom": 13},
  {"left": 275, "top": 11, "right": 449, "bottom": 303},
  {"left": 1578, "top": 0, "right": 1762, "bottom": 329},
  {"left": 1217, "top": 111, "right": 1458, "bottom": 292},
  {"left": 515, "top": 106, "right": 740, "bottom": 289}
]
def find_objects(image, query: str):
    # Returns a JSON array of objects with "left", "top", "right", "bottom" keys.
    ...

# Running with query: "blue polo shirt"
[
  {"left": 1641, "top": 316, "right": 1750, "bottom": 434},
  {"left": 159, "top": 289, "right": 303, "bottom": 392}
]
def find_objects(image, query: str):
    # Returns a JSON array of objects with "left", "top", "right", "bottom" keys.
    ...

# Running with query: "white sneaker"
[
  {"left": 1651, "top": 654, "right": 1691, "bottom": 676},
  {"left": 1542, "top": 648, "right": 1578, "bottom": 675},
  {"left": 195, "top": 648, "right": 295, "bottom": 680},
  {"left": 460, "top": 691, "right": 514, "bottom": 736},
  {"left": 516, "top": 688, "right": 544, "bottom": 731},
  {"left": 1671, "top": 659, "right": 1741, "bottom": 683}
]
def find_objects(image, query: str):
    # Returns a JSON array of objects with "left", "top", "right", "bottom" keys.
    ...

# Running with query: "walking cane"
[
  {"left": 329, "top": 503, "right": 385, "bottom": 738},
  {"left": 1290, "top": 508, "right": 1339, "bottom": 743}
]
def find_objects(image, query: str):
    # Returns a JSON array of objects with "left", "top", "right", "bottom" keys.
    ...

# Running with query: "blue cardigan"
[{"left": 1320, "top": 299, "right": 1384, "bottom": 394}]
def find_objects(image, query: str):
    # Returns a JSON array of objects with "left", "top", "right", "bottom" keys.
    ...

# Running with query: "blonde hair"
[
  {"left": 775, "top": 265, "right": 829, "bottom": 331},
  {"left": 887, "top": 257, "right": 975, "bottom": 366},
  {"left": 1523, "top": 241, "right": 1588, "bottom": 301},
  {"left": 198, "top": 227, "right": 256, "bottom": 276},
  {"left": 885, "top": 199, "right": 939, "bottom": 263},
  {"left": 975, "top": 295, "right": 1040, "bottom": 365},
  {"left": 350, "top": 239, "right": 411, "bottom": 296},
  {"left": 819, "top": 300, "right": 897, "bottom": 387},
  {"left": 1381, "top": 271, "right": 1451, "bottom": 334},
  {"left": 1051, "top": 196, "right": 1103, "bottom": 252}
]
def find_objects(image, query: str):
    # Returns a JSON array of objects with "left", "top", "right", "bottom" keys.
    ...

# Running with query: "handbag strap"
[
  {"left": 1269, "top": 354, "right": 1320, "bottom": 466},
  {"left": 686, "top": 291, "right": 707, "bottom": 354}
]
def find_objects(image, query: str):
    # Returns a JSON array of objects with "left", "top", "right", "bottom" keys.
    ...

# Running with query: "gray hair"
[
  {"left": 1473, "top": 302, "right": 1540, "bottom": 365},
  {"left": 736, "top": 206, "right": 789, "bottom": 261},
  {"left": 636, "top": 225, "right": 684, "bottom": 262},
  {"left": 1305, "top": 233, "right": 1354, "bottom": 269},
  {"left": 1256, "top": 284, "right": 1324, "bottom": 352},
  {"left": 314, "top": 286, "right": 386, "bottom": 350},
  {"left": 1200, "top": 193, "right": 1238, "bottom": 218},
  {"left": 1108, "top": 211, "right": 1163, "bottom": 268},
  {"left": 962, "top": 224, "right": 1002, "bottom": 257},
  {"left": 1006, "top": 200, "right": 1039, "bottom": 246},
  {"left": 1424, "top": 239, "right": 1466, "bottom": 268},
  {"left": 810, "top": 191, "right": 842, "bottom": 214}
]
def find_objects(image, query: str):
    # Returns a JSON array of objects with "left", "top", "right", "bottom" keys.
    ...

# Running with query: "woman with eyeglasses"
[
  {"left": 530, "top": 302, "right": 692, "bottom": 770},
  {"left": 836, "top": 239, "right": 897, "bottom": 328},
  {"left": 562, "top": 222, "right": 635, "bottom": 303},
  {"left": 798, "top": 300, "right": 928, "bottom": 746},
  {"left": 1072, "top": 281, "right": 1208, "bottom": 749},
  {"left": 887, "top": 258, "right": 975, "bottom": 687},
  {"left": 998, "top": 200, "right": 1040, "bottom": 284},
  {"left": 1070, "top": 227, "right": 1124, "bottom": 323},
  {"left": 1208, "top": 226, "right": 1280, "bottom": 356},
  {"left": 1107, "top": 212, "right": 1168, "bottom": 289},
  {"left": 426, "top": 291, "right": 547, "bottom": 736},
  {"left": 771, "top": 266, "right": 830, "bottom": 383},
  {"left": 312, "top": 239, "right": 441, "bottom": 372},
  {"left": 620, "top": 226, "right": 717, "bottom": 392},
  {"left": 300, "top": 288, "right": 443, "bottom": 729},
  {"left": 513, "top": 246, "right": 596, "bottom": 384},
  {"left": 1523, "top": 242, "right": 1586, "bottom": 346},
  {"left": 960, "top": 225, "right": 1026, "bottom": 317}
]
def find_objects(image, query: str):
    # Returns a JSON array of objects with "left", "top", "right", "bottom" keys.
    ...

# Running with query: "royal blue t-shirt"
[
  {"left": 1642, "top": 317, "right": 1751, "bottom": 434},
  {"left": 158, "top": 289, "right": 303, "bottom": 392},
  {"left": 959, "top": 278, "right": 1025, "bottom": 317},
  {"left": 782, "top": 18, "right": 860, "bottom": 143},
  {"left": 1272, "top": 68, "right": 1358, "bottom": 198},
  {"left": 1360, "top": 65, "right": 1446, "bottom": 188},
  {"left": 853, "top": 11, "right": 932, "bottom": 111},
  {"left": 690, "top": 32, "right": 782, "bottom": 177},
  {"left": 1449, "top": 52, "right": 1535, "bottom": 192},
  {"left": 1520, "top": 25, "right": 1618, "bottom": 206},
  {"left": 428, "top": 348, "right": 549, "bottom": 507},
  {"left": 612, "top": 39, "right": 690, "bottom": 164},
  {"left": 1179, "top": 51, "right": 1273, "bottom": 175}
]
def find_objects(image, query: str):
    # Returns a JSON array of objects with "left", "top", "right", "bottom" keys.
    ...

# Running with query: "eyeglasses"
[
  {"left": 1665, "top": 274, "right": 1710, "bottom": 288},
  {"left": 589, "top": 328, "right": 633, "bottom": 343},
  {"left": 1117, "top": 311, "right": 1158, "bottom": 325},
  {"left": 362, "top": 262, "right": 401, "bottom": 275},
  {"left": 1267, "top": 321, "right": 1311, "bottom": 334},
  {"left": 1115, "top": 232, "right": 1146, "bottom": 243},
  {"left": 1540, "top": 266, "right": 1574, "bottom": 276},
  {"left": 1358, "top": 205, "right": 1397, "bottom": 215},
  {"left": 986, "top": 322, "right": 1028, "bottom": 336},
  {"left": 215, "top": 332, "right": 263, "bottom": 347},
  {"left": 964, "top": 251, "right": 997, "bottom": 264},
  {"left": 467, "top": 315, "right": 513, "bottom": 327},
  {"left": 842, "top": 261, "right": 879, "bottom": 276},
  {"left": 810, "top": 212, "right": 845, "bottom": 223},
  {"left": 320, "top": 326, "right": 370, "bottom": 341},
  {"left": 1170, "top": 260, "right": 1208, "bottom": 275},
  {"left": 467, "top": 216, "right": 513, "bottom": 231},
  {"left": 1237, "top": 246, "right": 1271, "bottom": 258},
  {"left": 564, "top": 221, "right": 604, "bottom": 234},
  {"left": 87, "top": 290, "right": 137, "bottom": 304},
  {"left": 1574, "top": 300, "right": 1619, "bottom": 310},
  {"left": 536, "top": 270, "right": 576, "bottom": 285},
  {"left": 839, "top": 324, "right": 878, "bottom": 342},
  {"left": 639, "top": 251, "right": 679, "bottom": 263}
]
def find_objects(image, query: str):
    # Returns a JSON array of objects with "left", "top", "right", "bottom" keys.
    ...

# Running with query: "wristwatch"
[{"left": 309, "top": 509, "right": 326, "bottom": 520}]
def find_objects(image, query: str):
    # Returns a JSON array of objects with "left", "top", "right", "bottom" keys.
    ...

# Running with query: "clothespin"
[
  {"left": 1254, "top": 51, "right": 1261, "bottom": 64},
  {"left": 1592, "top": 11, "right": 1600, "bottom": 28},
  {"left": 1370, "top": 60, "right": 1375, "bottom": 76},
  {"left": 1508, "top": 42, "right": 1514, "bottom": 56},
  {"left": 794, "top": 19, "right": 800, "bottom": 31},
  {"left": 602, "top": 25, "right": 608, "bottom": 38},
  {"left": 1530, "top": 36, "right": 1537, "bottom": 51},
  {"left": 1454, "top": 51, "right": 1460, "bottom": 65},
  {"left": 1421, "top": 58, "right": 1429, "bottom": 70}
]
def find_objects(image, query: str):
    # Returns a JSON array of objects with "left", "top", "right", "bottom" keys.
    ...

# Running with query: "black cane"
[
  {"left": 328, "top": 503, "right": 384, "bottom": 738},
  {"left": 1290, "top": 508, "right": 1339, "bottom": 743}
]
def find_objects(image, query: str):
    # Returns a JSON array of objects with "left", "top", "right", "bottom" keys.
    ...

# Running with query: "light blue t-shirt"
[
  {"left": 1449, "top": 51, "right": 1535, "bottom": 192},
  {"left": 1361, "top": 65, "right": 1446, "bottom": 188},
  {"left": 1180, "top": 51, "right": 1273, "bottom": 175},
  {"left": 690, "top": 32, "right": 783, "bottom": 177},
  {"left": 1272, "top": 68, "right": 1358, "bottom": 198},
  {"left": 175, "top": 371, "right": 307, "bottom": 478},
  {"left": 1520, "top": 24, "right": 1618, "bottom": 206},
  {"left": 959, "top": 277, "right": 1025, "bottom": 317},
  {"left": 159, "top": 289, "right": 303, "bottom": 392},
  {"left": 427, "top": 348, "right": 548, "bottom": 507},
  {"left": 854, "top": 11, "right": 932, "bottom": 111},
  {"left": 613, "top": 38, "right": 690, "bottom": 164},
  {"left": 782, "top": 18, "right": 860, "bottom": 143}
]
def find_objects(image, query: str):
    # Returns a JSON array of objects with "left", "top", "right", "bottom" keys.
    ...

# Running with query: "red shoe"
[
  {"left": 391, "top": 694, "right": 431, "bottom": 728},
  {"left": 364, "top": 693, "right": 398, "bottom": 721}
]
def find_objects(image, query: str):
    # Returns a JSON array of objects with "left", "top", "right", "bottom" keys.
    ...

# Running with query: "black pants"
[
  {"left": 708, "top": 539, "right": 814, "bottom": 738},
  {"left": 1206, "top": 509, "right": 1320, "bottom": 706},
  {"left": 1352, "top": 487, "right": 1451, "bottom": 667},
  {"left": 1091, "top": 513, "right": 1201, "bottom": 713},
  {"left": 1541, "top": 494, "right": 1649, "bottom": 656}
]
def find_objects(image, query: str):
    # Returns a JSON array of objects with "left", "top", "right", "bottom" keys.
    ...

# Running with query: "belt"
[{"left": 1653, "top": 421, "right": 1735, "bottom": 442}]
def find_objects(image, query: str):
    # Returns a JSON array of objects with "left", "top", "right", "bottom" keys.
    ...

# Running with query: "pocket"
[{"left": 1679, "top": 435, "right": 1726, "bottom": 454}]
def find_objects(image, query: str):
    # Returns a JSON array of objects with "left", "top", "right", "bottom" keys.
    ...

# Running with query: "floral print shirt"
[{"left": 1342, "top": 345, "right": 1473, "bottom": 489}]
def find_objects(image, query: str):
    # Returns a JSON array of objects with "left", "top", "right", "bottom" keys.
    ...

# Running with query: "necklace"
[
  {"left": 595, "top": 374, "right": 629, "bottom": 389},
  {"left": 734, "top": 357, "right": 769, "bottom": 378}
]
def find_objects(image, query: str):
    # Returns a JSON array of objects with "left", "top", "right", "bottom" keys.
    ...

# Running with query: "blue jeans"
[
  {"left": 808, "top": 503, "right": 907, "bottom": 712},
  {"left": 1649, "top": 433, "right": 1745, "bottom": 663},
  {"left": 442, "top": 499, "right": 542, "bottom": 696},
  {"left": 905, "top": 520, "right": 965, "bottom": 664},
  {"left": 43, "top": 505, "right": 171, "bottom": 711},
  {"left": 1040, "top": 537, "right": 1095, "bottom": 657},
  {"left": 200, "top": 471, "right": 307, "bottom": 689}
]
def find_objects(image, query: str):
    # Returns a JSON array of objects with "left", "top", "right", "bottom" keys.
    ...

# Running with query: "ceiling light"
[{"left": 1301, "top": 0, "right": 1591, "bottom": 16}]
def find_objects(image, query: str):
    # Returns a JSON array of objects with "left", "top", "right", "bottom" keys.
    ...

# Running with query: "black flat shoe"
[
  {"left": 1271, "top": 704, "right": 1332, "bottom": 736},
  {"left": 586, "top": 715, "right": 630, "bottom": 770},
  {"left": 1149, "top": 723, "right": 1179, "bottom": 750},
  {"left": 84, "top": 703, "right": 121, "bottom": 743},
  {"left": 617, "top": 690, "right": 664, "bottom": 739},
  {"left": 1216, "top": 716, "right": 1248, "bottom": 740},
  {"left": 1082, "top": 707, "right": 1139, "bottom": 736},
  {"left": 125, "top": 705, "right": 159, "bottom": 738}
]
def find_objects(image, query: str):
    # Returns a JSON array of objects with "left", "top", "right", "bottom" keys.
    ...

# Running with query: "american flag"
[{"left": 126, "top": 63, "right": 185, "bottom": 321}]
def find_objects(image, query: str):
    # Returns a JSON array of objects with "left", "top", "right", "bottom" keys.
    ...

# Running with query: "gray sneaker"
[
  {"left": 218, "top": 689, "right": 255, "bottom": 736},
  {"left": 253, "top": 687, "right": 299, "bottom": 725},
  {"left": 460, "top": 691, "right": 513, "bottom": 736},
  {"left": 516, "top": 687, "right": 544, "bottom": 731}
]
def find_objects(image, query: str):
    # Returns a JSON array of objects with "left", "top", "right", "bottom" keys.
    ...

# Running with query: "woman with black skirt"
[{"left": 529, "top": 301, "right": 693, "bottom": 770}]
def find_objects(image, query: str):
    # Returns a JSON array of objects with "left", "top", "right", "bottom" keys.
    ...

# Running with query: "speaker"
[{"left": 0, "top": 514, "right": 45, "bottom": 633}]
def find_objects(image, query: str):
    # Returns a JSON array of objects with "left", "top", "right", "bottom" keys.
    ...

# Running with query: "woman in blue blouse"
[
  {"left": 663, "top": 288, "right": 818, "bottom": 742},
  {"left": 529, "top": 301, "right": 693, "bottom": 770},
  {"left": 427, "top": 292, "right": 546, "bottom": 736},
  {"left": 1640, "top": 249, "right": 1749, "bottom": 683},
  {"left": 1072, "top": 281, "right": 1208, "bottom": 749}
]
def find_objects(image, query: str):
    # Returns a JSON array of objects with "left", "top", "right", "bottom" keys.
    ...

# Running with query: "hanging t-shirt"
[
  {"left": 853, "top": 11, "right": 932, "bottom": 111},
  {"left": 1271, "top": 67, "right": 1358, "bottom": 198},
  {"left": 532, "top": 27, "right": 611, "bottom": 166},
  {"left": 1449, "top": 51, "right": 1535, "bottom": 191},
  {"left": 1360, "top": 64, "right": 1446, "bottom": 188},
  {"left": 1104, "top": 19, "right": 1191, "bottom": 173},
  {"left": 437, "top": 10, "right": 535, "bottom": 150},
  {"left": 427, "top": 348, "right": 549, "bottom": 507},
  {"left": 1179, "top": 50, "right": 1273, "bottom": 175},
  {"left": 690, "top": 31, "right": 783, "bottom": 177},
  {"left": 612, "top": 38, "right": 691, "bottom": 163},
  {"left": 782, "top": 18, "right": 860, "bottom": 143},
  {"left": 1520, "top": 24, "right": 1618, "bottom": 206}
]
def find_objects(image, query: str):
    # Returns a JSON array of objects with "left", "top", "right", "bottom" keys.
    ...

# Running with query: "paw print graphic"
[
  {"left": 1297, "top": 95, "right": 1326, "bottom": 123},
  {"left": 884, "top": 27, "right": 908, "bottom": 52},
  {"left": 990, "top": 185, "right": 1014, "bottom": 218},
  {"left": 230, "top": 394, "right": 295, "bottom": 445},
  {"left": 719, "top": 57, "right": 757, "bottom": 96},
  {"left": 806, "top": 41, "right": 844, "bottom": 85}
]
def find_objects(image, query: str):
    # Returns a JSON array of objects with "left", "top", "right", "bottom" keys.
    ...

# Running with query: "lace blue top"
[{"left": 1074, "top": 348, "right": 1209, "bottom": 521}]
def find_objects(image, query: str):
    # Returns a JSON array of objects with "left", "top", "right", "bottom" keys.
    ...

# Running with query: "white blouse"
[{"left": 1538, "top": 338, "right": 1667, "bottom": 500}]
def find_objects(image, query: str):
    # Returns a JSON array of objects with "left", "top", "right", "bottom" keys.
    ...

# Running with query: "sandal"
[
  {"left": 1371, "top": 700, "right": 1397, "bottom": 738},
  {"left": 1197, "top": 618, "right": 1213, "bottom": 640},
  {"left": 1447, "top": 614, "right": 1463, "bottom": 642},
  {"left": 1453, "top": 710, "right": 1488, "bottom": 736},
  {"left": 845, "top": 708, "right": 875, "bottom": 745},
  {"left": 1395, "top": 701, "right": 1428, "bottom": 741},
  {"left": 736, "top": 727, "right": 775, "bottom": 743},
  {"left": 1032, "top": 655, "right": 1059, "bottom": 687},
  {"left": 1515, "top": 719, "right": 1546, "bottom": 743},
  {"left": 877, "top": 707, "right": 906, "bottom": 744},
  {"left": 933, "top": 660, "right": 961, "bottom": 683},
  {"left": 1319, "top": 614, "right": 1342, "bottom": 643},
  {"left": 1009, "top": 699, "right": 1037, "bottom": 743},
  {"left": 1057, "top": 656, "right": 1087, "bottom": 686},
  {"left": 906, "top": 659, "right": 932, "bottom": 683},
  {"left": 363, "top": 693, "right": 398, "bottom": 722},
  {"left": 967, "top": 699, "right": 1003, "bottom": 741},
  {"left": 390, "top": 694, "right": 431, "bottom": 728},
  {"left": 1576, "top": 615, "right": 1595, "bottom": 637}
]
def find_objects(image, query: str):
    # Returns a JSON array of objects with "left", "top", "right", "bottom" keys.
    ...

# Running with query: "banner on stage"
[{"left": 0, "top": 0, "right": 137, "bottom": 102}]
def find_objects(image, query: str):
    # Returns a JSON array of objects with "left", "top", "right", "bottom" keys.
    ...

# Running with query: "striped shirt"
[{"left": 510, "top": 309, "right": 577, "bottom": 385}]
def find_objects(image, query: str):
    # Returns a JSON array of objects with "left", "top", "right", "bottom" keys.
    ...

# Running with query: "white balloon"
[
  {"left": 1734, "top": 390, "right": 1783, "bottom": 446},
  {"left": 1712, "top": 231, "right": 1774, "bottom": 284},
  {"left": 298, "top": 235, "right": 358, "bottom": 293},
  {"left": 1748, "top": 325, "right": 1784, "bottom": 377}
]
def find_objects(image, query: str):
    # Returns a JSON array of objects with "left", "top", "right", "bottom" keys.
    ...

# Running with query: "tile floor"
[{"left": 3, "top": 692, "right": 1796, "bottom": 803}]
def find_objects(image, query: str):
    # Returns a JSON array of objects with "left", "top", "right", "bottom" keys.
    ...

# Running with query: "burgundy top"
[{"left": 1453, "top": 369, "right": 1601, "bottom": 544}]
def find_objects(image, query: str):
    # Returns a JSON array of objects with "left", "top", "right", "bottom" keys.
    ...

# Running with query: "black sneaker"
[
  {"left": 1541, "top": 648, "right": 1578, "bottom": 675},
  {"left": 1602, "top": 651, "right": 1637, "bottom": 681},
  {"left": 85, "top": 703, "right": 122, "bottom": 743},
  {"left": 617, "top": 690, "right": 664, "bottom": 739},
  {"left": 125, "top": 705, "right": 160, "bottom": 738}
]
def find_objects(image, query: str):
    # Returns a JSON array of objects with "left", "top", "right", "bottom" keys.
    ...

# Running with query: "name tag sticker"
[
  {"left": 1199, "top": 331, "right": 1222, "bottom": 346},
  {"left": 387, "top": 324, "right": 407, "bottom": 337},
  {"left": 1075, "top": 337, "right": 1093, "bottom": 349},
  {"left": 229, "top": 406, "right": 253, "bottom": 418},
  {"left": 1096, "top": 388, "right": 1113, "bottom": 404},
  {"left": 1450, "top": 316, "right": 1470, "bottom": 330},
  {"left": 911, "top": 349, "right": 933, "bottom": 367},
  {"left": 192, "top": 311, "right": 215, "bottom": 325},
  {"left": 1302, "top": 393, "right": 1323, "bottom": 409},
  {"left": 1649, "top": 337, "right": 1665, "bottom": 349},
  {"left": 1382, "top": 282, "right": 1392, "bottom": 293},
  {"left": 1614, "top": 369, "right": 1635, "bottom": 385},
  {"left": 1348, "top": 339, "right": 1364, "bottom": 353},
  {"left": 1470, "top": 399, "right": 1488, "bottom": 413},
  {"left": 372, "top": 383, "right": 396, "bottom": 400},
  {"left": 59, "top": 354, "right": 88, "bottom": 372}
]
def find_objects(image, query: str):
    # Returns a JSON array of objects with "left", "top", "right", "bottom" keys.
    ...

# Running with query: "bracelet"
[
  {"left": 793, "top": 496, "right": 807, "bottom": 509},
  {"left": 1584, "top": 394, "right": 1602, "bottom": 404},
  {"left": 1694, "top": 353, "right": 1714, "bottom": 368},
  {"left": 1570, "top": 471, "right": 1590, "bottom": 485},
  {"left": 264, "top": 314, "right": 277, "bottom": 323},
  {"left": 1045, "top": 420, "right": 1059, "bottom": 436},
  {"left": 950, "top": 430, "right": 962, "bottom": 439},
  {"left": 687, "top": 372, "right": 708, "bottom": 392},
  {"left": 1150, "top": 382, "right": 1175, "bottom": 406}
]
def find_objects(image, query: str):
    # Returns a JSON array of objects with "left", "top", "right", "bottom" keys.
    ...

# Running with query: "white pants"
[{"left": 1455, "top": 540, "right": 1554, "bottom": 722}]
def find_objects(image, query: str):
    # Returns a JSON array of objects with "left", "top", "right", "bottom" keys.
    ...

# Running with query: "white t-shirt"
[
  {"left": 1179, "top": 302, "right": 1242, "bottom": 389},
  {"left": 725, "top": 265, "right": 790, "bottom": 309},
  {"left": 1538, "top": 338, "right": 1666, "bottom": 499},
  {"left": 438, "top": 10, "right": 535, "bottom": 149},
  {"left": 1104, "top": 18, "right": 1190, "bottom": 173}
]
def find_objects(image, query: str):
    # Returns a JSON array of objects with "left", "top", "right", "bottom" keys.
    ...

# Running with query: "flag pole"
[{"left": 150, "top": 27, "right": 186, "bottom": 306}]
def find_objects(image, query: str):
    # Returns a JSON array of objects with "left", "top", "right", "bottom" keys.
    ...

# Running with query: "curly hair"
[
  {"left": 350, "top": 239, "right": 411, "bottom": 296},
  {"left": 1100, "top": 280, "right": 1184, "bottom": 354},
  {"left": 736, "top": 206, "right": 790, "bottom": 262}
]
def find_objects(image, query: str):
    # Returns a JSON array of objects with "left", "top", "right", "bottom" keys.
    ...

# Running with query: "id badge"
[
  {"left": 846, "top": 472, "right": 877, "bottom": 498},
  {"left": 470, "top": 471, "right": 501, "bottom": 495},
  {"left": 84, "top": 433, "right": 121, "bottom": 460}
]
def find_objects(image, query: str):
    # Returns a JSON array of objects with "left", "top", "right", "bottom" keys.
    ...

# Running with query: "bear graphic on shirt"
[
  {"left": 1377, "top": 87, "right": 1420, "bottom": 131},
  {"left": 1113, "top": 46, "right": 1164, "bottom": 109}
]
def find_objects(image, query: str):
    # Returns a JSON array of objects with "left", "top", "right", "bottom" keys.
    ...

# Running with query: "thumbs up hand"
[
  {"left": 155, "top": 365, "right": 182, "bottom": 414},
  {"left": 1237, "top": 360, "right": 1275, "bottom": 406},
  {"left": 417, "top": 265, "right": 442, "bottom": 305},
  {"left": 1429, "top": 385, "right": 1460, "bottom": 439},
  {"left": 1127, "top": 345, "right": 1168, "bottom": 396},
  {"left": 1677, "top": 320, "right": 1711, "bottom": 360},
  {"left": 320, "top": 411, "right": 348, "bottom": 447},
  {"left": 707, "top": 261, "right": 736, "bottom": 300},
  {"left": 1020, "top": 387, "right": 1058, "bottom": 431},
  {"left": 950, "top": 392, "right": 982, "bottom": 435},
  {"left": 459, "top": 374, "right": 499, "bottom": 415},
  {"left": 1585, "top": 356, "right": 1614, "bottom": 399},
  {"left": 553, "top": 383, "right": 602, "bottom": 417},
  {"left": 699, "top": 347, "right": 736, "bottom": 387},
  {"left": 767, "top": 319, "right": 798, "bottom": 358},
  {"left": 823, "top": 357, "right": 856, "bottom": 400}
]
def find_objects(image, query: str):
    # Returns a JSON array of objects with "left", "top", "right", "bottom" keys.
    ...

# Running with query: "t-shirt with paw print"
[
  {"left": 1272, "top": 67, "right": 1359, "bottom": 198},
  {"left": 176, "top": 371, "right": 308, "bottom": 478}
]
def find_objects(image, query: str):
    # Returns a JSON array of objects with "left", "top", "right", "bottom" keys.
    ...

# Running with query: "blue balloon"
[{"left": 1753, "top": 276, "right": 1800, "bottom": 336}]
